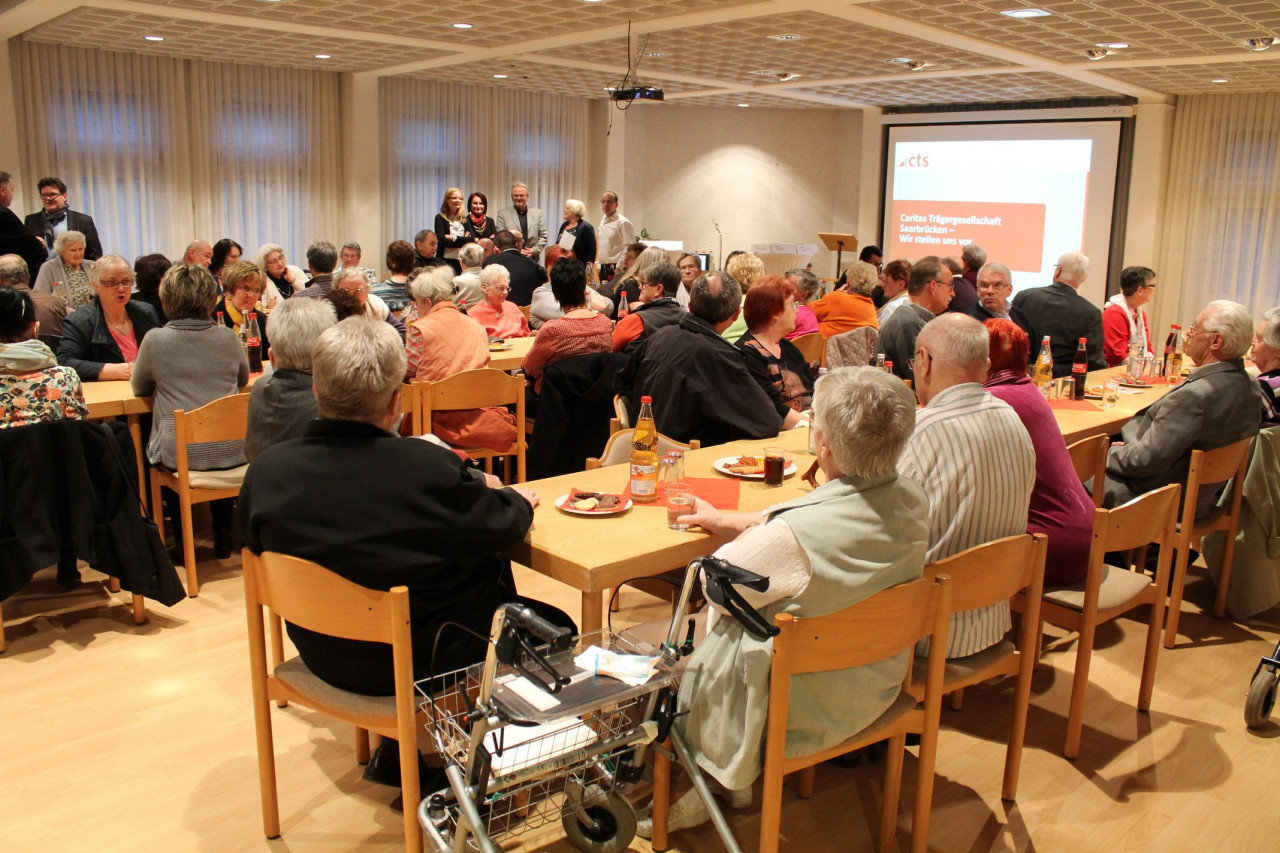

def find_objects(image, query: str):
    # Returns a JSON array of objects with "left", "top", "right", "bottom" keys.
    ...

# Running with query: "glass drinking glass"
[
  {"left": 1102, "top": 379, "right": 1120, "bottom": 408},
  {"left": 763, "top": 446, "right": 787, "bottom": 487},
  {"left": 666, "top": 483, "right": 695, "bottom": 530}
]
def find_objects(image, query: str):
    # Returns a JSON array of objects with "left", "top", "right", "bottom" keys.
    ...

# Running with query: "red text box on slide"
[{"left": 888, "top": 201, "right": 1046, "bottom": 273}]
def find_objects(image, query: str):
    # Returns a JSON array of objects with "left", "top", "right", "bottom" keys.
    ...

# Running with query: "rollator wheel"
[
  {"left": 1245, "top": 668, "right": 1278, "bottom": 730},
  {"left": 562, "top": 786, "right": 637, "bottom": 853}
]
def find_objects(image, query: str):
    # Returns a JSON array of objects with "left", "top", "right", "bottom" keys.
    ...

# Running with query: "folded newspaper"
[{"left": 573, "top": 645, "right": 658, "bottom": 686}]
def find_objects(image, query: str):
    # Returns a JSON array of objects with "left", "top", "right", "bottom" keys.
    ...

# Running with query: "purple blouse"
[{"left": 984, "top": 373, "right": 1095, "bottom": 586}]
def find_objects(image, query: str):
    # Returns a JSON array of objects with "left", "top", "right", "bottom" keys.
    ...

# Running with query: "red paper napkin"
[
  {"left": 1049, "top": 398, "right": 1102, "bottom": 411},
  {"left": 621, "top": 477, "right": 741, "bottom": 511}
]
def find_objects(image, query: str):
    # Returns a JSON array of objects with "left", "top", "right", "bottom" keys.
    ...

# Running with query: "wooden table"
[
  {"left": 1051, "top": 366, "right": 1176, "bottom": 444},
  {"left": 487, "top": 336, "right": 536, "bottom": 372},
  {"left": 506, "top": 428, "right": 812, "bottom": 633}
]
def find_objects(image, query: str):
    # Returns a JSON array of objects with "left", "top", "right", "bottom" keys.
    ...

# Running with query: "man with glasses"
[
  {"left": 1011, "top": 250, "right": 1106, "bottom": 377},
  {"left": 969, "top": 262, "right": 1037, "bottom": 353},
  {"left": 1102, "top": 299, "right": 1262, "bottom": 518},
  {"left": 24, "top": 176, "right": 102, "bottom": 261},
  {"left": 878, "top": 255, "right": 953, "bottom": 381}
]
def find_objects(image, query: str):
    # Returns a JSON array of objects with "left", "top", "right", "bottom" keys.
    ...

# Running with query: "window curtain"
[
  {"left": 1156, "top": 93, "right": 1280, "bottom": 334},
  {"left": 381, "top": 76, "right": 592, "bottom": 247},
  {"left": 12, "top": 41, "right": 343, "bottom": 268}
]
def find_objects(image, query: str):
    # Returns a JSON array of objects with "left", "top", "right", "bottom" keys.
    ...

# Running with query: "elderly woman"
[
  {"left": 676, "top": 253, "right": 701, "bottom": 310},
  {"left": 213, "top": 261, "right": 271, "bottom": 364},
  {"left": 0, "top": 288, "right": 88, "bottom": 428},
  {"left": 639, "top": 367, "right": 928, "bottom": 837},
  {"left": 810, "top": 260, "right": 879, "bottom": 339},
  {"left": 468, "top": 265, "right": 530, "bottom": 339},
  {"left": 255, "top": 243, "right": 304, "bottom": 303},
  {"left": 877, "top": 259, "right": 913, "bottom": 323},
  {"left": 371, "top": 240, "right": 416, "bottom": 317},
  {"left": 783, "top": 268, "right": 822, "bottom": 340},
  {"left": 332, "top": 267, "right": 406, "bottom": 341},
  {"left": 209, "top": 238, "right": 243, "bottom": 286},
  {"left": 451, "top": 243, "right": 484, "bottom": 311},
  {"left": 556, "top": 199, "right": 596, "bottom": 271},
  {"left": 1254, "top": 307, "right": 1280, "bottom": 428},
  {"left": 521, "top": 258, "right": 612, "bottom": 394},
  {"left": 132, "top": 253, "right": 172, "bottom": 324},
  {"left": 613, "top": 245, "right": 668, "bottom": 314},
  {"left": 132, "top": 264, "right": 249, "bottom": 558},
  {"left": 982, "top": 318, "right": 1094, "bottom": 585},
  {"left": 463, "top": 192, "right": 498, "bottom": 243},
  {"left": 57, "top": 254, "right": 163, "bottom": 381},
  {"left": 1102, "top": 265, "right": 1157, "bottom": 366},
  {"left": 721, "top": 253, "right": 766, "bottom": 345},
  {"left": 246, "top": 298, "right": 337, "bottom": 460},
  {"left": 736, "top": 276, "right": 812, "bottom": 428},
  {"left": 405, "top": 268, "right": 517, "bottom": 451},
  {"left": 33, "top": 231, "right": 96, "bottom": 310},
  {"left": 435, "top": 187, "right": 471, "bottom": 274}
]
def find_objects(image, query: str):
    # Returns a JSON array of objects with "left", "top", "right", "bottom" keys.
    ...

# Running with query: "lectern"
[{"left": 818, "top": 232, "right": 858, "bottom": 278}]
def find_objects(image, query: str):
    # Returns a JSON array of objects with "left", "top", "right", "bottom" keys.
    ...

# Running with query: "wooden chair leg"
[
  {"left": 1163, "top": 544, "right": 1191, "bottom": 649},
  {"left": 354, "top": 727, "right": 371, "bottom": 764},
  {"left": 1214, "top": 529, "right": 1239, "bottom": 619},
  {"left": 759, "top": 754, "right": 786, "bottom": 853},
  {"left": 948, "top": 688, "right": 964, "bottom": 711},
  {"left": 179, "top": 493, "right": 199, "bottom": 597},
  {"left": 1139, "top": 598, "right": 1165, "bottom": 712},
  {"left": 879, "top": 731, "right": 907, "bottom": 853},
  {"left": 131, "top": 594, "right": 145, "bottom": 624},
  {"left": 1002, "top": 656, "right": 1036, "bottom": 801},
  {"left": 795, "top": 765, "right": 815, "bottom": 799},
  {"left": 1064, "top": 620, "right": 1097, "bottom": 759},
  {"left": 1, "top": 615, "right": 6, "bottom": 654},
  {"left": 397, "top": 734, "right": 422, "bottom": 851},
  {"left": 151, "top": 478, "right": 165, "bottom": 543},
  {"left": 269, "top": 614, "right": 288, "bottom": 708},
  {"left": 652, "top": 744, "right": 672, "bottom": 852},
  {"left": 107, "top": 576, "right": 121, "bottom": 593},
  {"left": 911, "top": 724, "right": 941, "bottom": 853}
]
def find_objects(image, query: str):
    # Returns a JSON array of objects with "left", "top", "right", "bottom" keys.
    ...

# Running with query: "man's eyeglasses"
[
  {"left": 40, "top": 192, "right": 64, "bottom": 200},
  {"left": 931, "top": 278, "right": 954, "bottom": 289}
]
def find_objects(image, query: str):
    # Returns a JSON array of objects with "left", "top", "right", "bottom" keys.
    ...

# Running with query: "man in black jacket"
[
  {"left": 1011, "top": 250, "right": 1106, "bottom": 377},
  {"left": 23, "top": 176, "right": 103, "bottom": 261},
  {"left": 483, "top": 229, "right": 546, "bottom": 306},
  {"left": 0, "top": 171, "right": 49, "bottom": 276}
]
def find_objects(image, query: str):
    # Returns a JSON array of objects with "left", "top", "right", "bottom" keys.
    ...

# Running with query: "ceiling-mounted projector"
[{"left": 610, "top": 85, "right": 664, "bottom": 102}]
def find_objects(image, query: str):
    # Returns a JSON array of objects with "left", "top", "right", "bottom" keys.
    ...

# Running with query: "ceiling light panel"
[{"left": 866, "top": 0, "right": 1280, "bottom": 64}]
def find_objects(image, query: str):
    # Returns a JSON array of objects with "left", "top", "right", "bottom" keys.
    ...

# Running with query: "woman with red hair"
[
  {"left": 736, "top": 276, "right": 811, "bottom": 429},
  {"left": 983, "top": 318, "right": 1094, "bottom": 586}
]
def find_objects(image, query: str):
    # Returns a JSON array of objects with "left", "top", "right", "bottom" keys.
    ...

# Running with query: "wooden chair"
[
  {"left": 1164, "top": 437, "right": 1252, "bottom": 648},
  {"left": 398, "top": 382, "right": 421, "bottom": 437},
  {"left": 420, "top": 368, "right": 526, "bottom": 483},
  {"left": 791, "top": 332, "right": 826, "bottom": 368},
  {"left": 149, "top": 392, "right": 250, "bottom": 596},
  {"left": 908, "top": 534, "right": 1047, "bottom": 801},
  {"left": 1036, "top": 483, "right": 1180, "bottom": 758},
  {"left": 518, "top": 303, "right": 532, "bottom": 323},
  {"left": 611, "top": 394, "right": 631, "bottom": 434},
  {"left": 1067, "top": 433, "right": 1109, "bottom": 507},
  {"left": 585, "top": 430, "right": 699, "bottom": 469},
  {"left": 652, "top": 576, "right": 951, "bottom": 853},
  {"left": 243, "top": 550, "right": 422, "bottom": 851}
]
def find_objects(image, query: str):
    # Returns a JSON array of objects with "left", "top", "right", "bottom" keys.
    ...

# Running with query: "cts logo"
[{"left": 898, "top": 154, "right": 930, "bottom": 168}]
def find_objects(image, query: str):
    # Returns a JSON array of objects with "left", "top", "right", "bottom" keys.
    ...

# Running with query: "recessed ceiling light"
[
  {"left": 143, "top": 35, "right": 164, "bottom": 42},
  {"left": 314, "top": 54, "right": 331, "bottom": 59},
  {"left": 1001, "top": 8, "right": 1051, "bottom": 19},
  {"left": 1095, "top": 42, "right": 1129, "bottom": 49},
  {"left": 602, "top": 86, "right": 615, "bottom": 92},
  {"left": 768, "top": 33, "right": 805, "bottom": 42},
  {"left": 886, "top": 57, "right": 914, "bottom": 64},
  {"left": 451, "top": 22, "right": 473, "bottom": 29},
  {"left": 644, "top": 52, "right": 662, "bottom": 57},
  {"left": 737, "top": 103, "right": 750, "bottom": 108},
  {"left": 583, "top": 0, "right": 605, "bottom": 3},
  {"left": 493, "top": 74, "right": 508, "bottom": 79},
  {"left": 1245, "top": 37, "right": 1274, "bottom": 51},
  {"left": 1212, "top": 78, "right": 1230, "bottom": 83}
]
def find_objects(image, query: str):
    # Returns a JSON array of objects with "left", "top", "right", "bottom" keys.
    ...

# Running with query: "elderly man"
[
  {"left": 638, "top": 367, "right": 928, "bottom": 837},
  {"left": 339, "top": 241, "right": 378, "bottom": 285},
  {"left": 240, "top": 317, "right": 570, "bottom": 786},
  {"left": 245, "top": 299, "right": 336, "bottom": 461},
  {"left": 1012, "top": 250, "right": 1105, "bottom": 377},
  {"left": 24, "top": 176, "right": 102, "bottom": 261},
  {"left": 1103, "top": 300, "right": 1262, "bottom": 518},
  {"left": 0, "top": 254, "right": 69, "bottom": 337},
  {"left": 596, "top": 190, "right": 635, "bottom": 283},
  {"left": 611, "top": 261, "right": 683, "bottom": 352},
  {"left": 412, "top": 229, "right": 443, "bottom": 269},
  {"left": 879, "top": 256, "right": 952, "bottom": 381},
  {"left": 332, "top": 267, "right": 406, "bottom": 341},
  {"left": 468, "top": 264, "right": 530, "bottom": 338},
  {"left": 968, "top": 262, "right": 1037, "bottom": 349},
  {"left": 483, "top": 229, "right": 546, "bottom": 306},
  {"left": 182, "top": 240, "right": 213, "bottom": 268},
  {"left": 0, "top": 172, "right": 49, "bottom": 275},
  {"left": 294, "top": 241, "right": 338, "bottom": 299},
  {"left": 452, "top": 242, "right": 485, "bottom": 309},
  {"left": 494, "top": 182, "right": 547, "bottom": 258},
  {"left": 898, "top": 313, "right": 1035, "bottom": 657},
  {"left": 616, "top": 271, "right": 784, "bottom": 444}
]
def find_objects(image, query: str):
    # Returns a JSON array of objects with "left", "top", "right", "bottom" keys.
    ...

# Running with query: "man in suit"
[
  {"left": 24, "top": 176, "right": 103, "bottom": 261},
  {"left": 1102, "top": 299, "right": 1262, "bottom": 518},
  {"left": 942, "top": 255, "right": 978, "bottom": 314},
  {"left": 494, "top": 182, "right": 546, "bottom": 258},
  {"left": 0, "top": 172, "right": 49, "bottom": 276},
  {"left": 482, "top": 229, "right": 547, "bottom": 306},
  {"left": 968, "top": 262, "right": 1037, "bottom": 350},
  {"left": 1011, "top": 250, "right": 1106, "bottom": 377},
  {"left": 879, "top": 256, "right": 953, "bottom": 382}
]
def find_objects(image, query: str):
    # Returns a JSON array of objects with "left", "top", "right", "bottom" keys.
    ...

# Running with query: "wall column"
[{"left": 343, "top": 72, "right": 382, "bottom": 259}]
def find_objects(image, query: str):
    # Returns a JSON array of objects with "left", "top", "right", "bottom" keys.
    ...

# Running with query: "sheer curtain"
[
  {"left": 1156, "top": 92, "right": 1280, "bottom": 334},
  {"left": 381, "top": 77, "right": 592, "bottom": 245},
  {"left": 12, "top": 41, "right": 344, "bottom": 267}
]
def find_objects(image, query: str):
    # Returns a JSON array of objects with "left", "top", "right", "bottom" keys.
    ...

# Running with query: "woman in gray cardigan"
[{"left": 131, "top": 263, "right": 248, "bottom": 558}]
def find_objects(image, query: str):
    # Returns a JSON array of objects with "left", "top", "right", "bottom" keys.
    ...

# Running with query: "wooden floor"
[{"left": 3, "top": 529, "right": 1279, "bottom": 853}]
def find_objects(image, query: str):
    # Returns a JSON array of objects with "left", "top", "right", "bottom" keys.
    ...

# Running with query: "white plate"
[
  {"left": 713, "top": 456, "right": 799, "bottom": 480},
  {"left": 489, "top": 341, "right": 513, "bottom": 351},
  {"left": 555, "top": 494, "right": 633, "bottom": 516},
  {"left": 1118, "top": 380, "right": 1154, "bottom": 389}
]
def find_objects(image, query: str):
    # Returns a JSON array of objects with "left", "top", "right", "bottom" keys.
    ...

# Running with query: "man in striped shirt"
[{"left": 897, "top": 313, "right": 1036, "bottom": 658}]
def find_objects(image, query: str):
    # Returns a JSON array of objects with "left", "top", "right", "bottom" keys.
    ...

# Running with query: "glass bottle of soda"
[
  {"left": 1163, "top": 324, "right": 1182, "bottom": 380},
  {"left": 630, "top": 396, "right": 658, "bottom": 503},
  {"left": 1071, "top": 337, "right": 1088, "bottom": 400},
  {"left": 1032, "top": 336, "right": 1053, "bottom": 390},
  {"left": 246, "top": 311, "right": 263, "bottom": 372}
]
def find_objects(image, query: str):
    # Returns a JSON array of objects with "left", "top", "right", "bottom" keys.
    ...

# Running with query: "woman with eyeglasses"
[
  {"left": 213, "top": 261, "right": 271, "bottom": 364},
  {"left": 1103, "top": 265, "right": 1157, "bottom": 366},
  {"left": 467, "top": 264, "right": 530, "bottom": 339},
  {"left": 57, "top": 254, "right": 162, "bottom": 381}
]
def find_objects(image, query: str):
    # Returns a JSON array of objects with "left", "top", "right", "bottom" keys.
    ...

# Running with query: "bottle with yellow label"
[
  {"left": 1032, "top": 335, "right": 1053, "bottom": 392},
  {"left": 630, "top": 395, "right": 659, "bottom": 503}
]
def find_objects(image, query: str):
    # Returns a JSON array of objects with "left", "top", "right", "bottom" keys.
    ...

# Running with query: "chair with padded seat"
[
  {"left": 149, "top": 392, "right": 249, "bottom": 596},
  {"left": 420, "top": 367, "right": 526, "bottom": 483},
  {"left": 790, "top": 332, "right": 826, "bottom": 368},
  {"left": 243, "top": 549, "right": 423, "bottom": 851},
  {"left": 825, "top": 325, "right": 879, "bottom": 369},
  {"left": 1164, "top": 437, "right": 1252, "bottom": 648},
  {"left": 651, "top": 575, "right": 952, "bottom": 853},
  {"left": 586, "top": 429, "right": 700, "bottom": 469},
  {"left": 908, "top": 533, "right": 1046, "bottom": 801},
  {"left": 1067, "top": 433, "right": 1109, "bottom": 508},
  {"left": 1034, "top": 483, "right": 1180, "bottom": 758}
]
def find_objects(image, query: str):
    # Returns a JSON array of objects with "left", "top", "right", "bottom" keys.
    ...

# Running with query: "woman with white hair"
[
  {"left": 1253, "top": 307, "right": 1280, "bottom": 427},
  {"left": 809, "top": 260, "right": 879, "bottom": 339},
  {"left": 33, "top": 230, "right": 95, "bottom": 309},
  {"left": 254, "top": 243, "right": 304, "bottom": 303},
  {"left": 57, "top": 255, "right": 163, "bottom": 381},
  {"left": 406, "top": 267, "right": 516, "bottom": 451},
  {"left": 555, "top": 198, "right": 596, "bottom": 271},
  {"left": 467, "top": 264, "right": 530, "bottom": 338},
  {"left": 637, "top": 367, "right": 928, "bottom": 838}
]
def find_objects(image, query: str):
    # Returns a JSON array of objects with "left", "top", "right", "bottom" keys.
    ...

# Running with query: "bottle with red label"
[
  {"left": 1071, "top": 337, "right": 1088, "bottom": 400},
  {"left": 246, "top": 311, "right": 263, "bottom": 372}
]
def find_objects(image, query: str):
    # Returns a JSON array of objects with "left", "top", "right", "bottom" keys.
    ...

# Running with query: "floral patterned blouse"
[{"left": 0, "top": 340, "right": 90, "bottom": 429}]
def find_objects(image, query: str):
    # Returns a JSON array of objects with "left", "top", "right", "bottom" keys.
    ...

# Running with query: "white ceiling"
[{"left": 5, "top": 0, "right": 1280, "bottom": 109}]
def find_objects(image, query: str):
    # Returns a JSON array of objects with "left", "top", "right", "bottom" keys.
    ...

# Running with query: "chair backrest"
[
  {"left": 613, "top": 394, "right": 631, "bottom": 430},
  {"left": 518, "top": 304, "right": 532, "bottom": 322},
  {"left": 399, "top": 382, "right": 420, "bottom": 437},
  {"left": 791, "top": 332, "right": 826, "bottom": 366},
  {"left": 923, "top": 533, "right": 1046, "bottom": 614},
  {"left": 243, "top": 550, "right": 410, "bottom": 647},
  {"left": 173, "top": 392, "right": 251, "bottom": 473},
  {"left": 421, "top": 367, "right": 522, "bottom": 418},
  {"left": 588, "top": 429, "right": 699, "bottom": 468},
  {"left": 826, "top": 326, "right": 879, "bottom": 369},
  {"left": 1182, "top": 437, "right": 1252, "bottom": 524},
  {"left": 1067, "top": 433, "right": 1109, "bottom": 508},
  {"left": 1094, "top": 482, "right": 1181, "bottom": 555}
]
